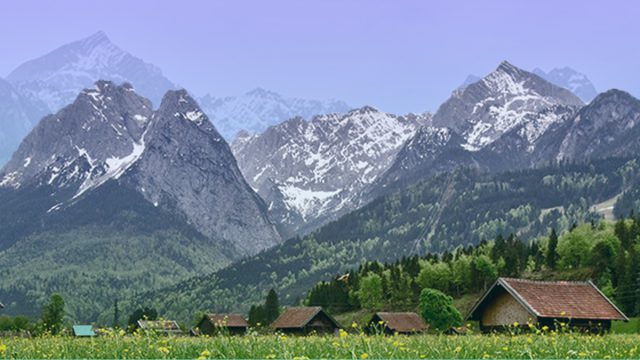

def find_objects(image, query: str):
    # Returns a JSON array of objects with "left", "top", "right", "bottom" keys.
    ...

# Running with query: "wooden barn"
[
  {"left": 195, "top": 314, "right": 249, "bottom": 335},
  {"left": 367, "top": 312, "right": 428, "bottom": 335},
  {"left": 467, "top": 278, "right": 628, "bottom": 332},
  {"left": 271, "top": 307, "right": 340, "bottom": 335},
  {"left": 136, "top": 320, "right": 183, "bottom": 336}
]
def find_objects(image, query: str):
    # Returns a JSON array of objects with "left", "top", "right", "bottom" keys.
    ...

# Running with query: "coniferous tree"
[
  {"left": 264, "top": 289, "right": 280, "bottom": 325},
  {"left": 546, "top": 228, "right": 559, "bottom": 269},
  {"left": 113, "top": 299, "right": 120, "bottom": 329}
]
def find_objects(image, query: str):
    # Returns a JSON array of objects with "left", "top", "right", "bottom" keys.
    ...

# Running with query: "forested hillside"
[
  {"left": 123, "top": 156, "right": 640, "bottom": 323},
  {"left": 305, "top": 218, "right": 640, "bottom": 319}
]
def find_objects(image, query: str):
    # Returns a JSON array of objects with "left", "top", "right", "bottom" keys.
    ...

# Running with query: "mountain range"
[
  {"left": 2, "top": 32, "right": 640, "bottom": 323},
  {"left": 198, "top": 89, "right": 351, "bottom": 139},
  {"left": 0, "top": 32, "right": 352, "bottom": 166},
  {"left": 120, "top": 61, "right": 640, "bottom": 321},
  {"left": 231, "top": 107, "right": 430, "bottom": 237},
  {"left": 0, "top": 81, "right": 280, "bottom": 319}
]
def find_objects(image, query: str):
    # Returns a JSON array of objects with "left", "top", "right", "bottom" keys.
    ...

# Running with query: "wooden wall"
[{"left": 481, "top": 291, "right": 535, "bottom": 327}]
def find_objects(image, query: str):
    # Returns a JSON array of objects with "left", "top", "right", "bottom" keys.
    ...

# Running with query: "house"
[
  {"left": 136, "top": 320, "right": 183, "bottom": 336},
  {"left": 367, "top": 312, "right": 428, "bottom": 335},
  {"left": 271, "top": 307, "right": 341, "bottom": 335},
  {"left": 195, "top": 314, "right": 249, "bottom": 335},
  {"left": 72, "top": 325, "right": 96, "bottom": 337},
  {"left": 467, "top": 277, "right": 628, "bottom": 332}
]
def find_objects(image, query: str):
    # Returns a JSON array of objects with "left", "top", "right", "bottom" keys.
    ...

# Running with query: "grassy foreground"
[{"left": 0, "top": 332, "right": 639, "bottom": 359}]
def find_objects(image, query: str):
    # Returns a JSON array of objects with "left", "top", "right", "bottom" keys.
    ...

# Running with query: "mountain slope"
[
  {"left": 556, "top": 89, "right": 640, "bottom": 161},
  {"left": 127, "top": 156, "right": 639, "bottom": 321},
  {"left": 7, "top": 31, "right": 176, "bottom": 112},
  {"left": 198, "top": 88, "right": 351, "bottom": 139},
  {"left": 376, "top": 61, "right": 583, "bottom": 192},
  {"left": 0, "top": 82, "right": 280, "bottom": 320},
  {"left": 231, "top": 107, "right": 429, "bottom": 237},
  {"left": 432, "top": 61, "right": 583, "bottom": 151},
  {"left": 533, "top": 67, "right": 598, "bottom": 103}
]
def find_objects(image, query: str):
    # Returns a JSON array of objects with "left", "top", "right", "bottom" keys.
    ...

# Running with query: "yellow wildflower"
[{"left": 360, "top": 353, "right": 369, "bottom": 359}]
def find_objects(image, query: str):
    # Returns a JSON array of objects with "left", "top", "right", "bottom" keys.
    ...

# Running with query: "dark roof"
[
  {"left": 203, "top": 314, "right": 249, "bottom": 328},
  {"left": 374, "top": 312, "right": 428, "bottom": 332},
  {"left": 271, "top": 307, "right": 340, "bottom": 329},
  {"left": 468, "top": 278, "right": 628, "bottom": 321},
  {"left": 137, "top": 320, "right": 182, "bottom": 333}
]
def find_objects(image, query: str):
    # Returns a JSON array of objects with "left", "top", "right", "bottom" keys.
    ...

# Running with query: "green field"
[{"left": 0, "top": 332, "right": 639, "bottom": 359}]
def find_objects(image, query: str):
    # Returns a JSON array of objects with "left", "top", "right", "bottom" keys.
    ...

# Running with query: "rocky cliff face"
[
  {"left": 231, "top": 107, "right": 429, "bottom": 237},
  {"left": 432, "top": 61, "right": 583, "bottom": 151},
  {"left": 0, "top": 81, "right": 281, "bottom": 256},
  {"left": 556, "top": 89, "right": 640, "bottom": 161}
]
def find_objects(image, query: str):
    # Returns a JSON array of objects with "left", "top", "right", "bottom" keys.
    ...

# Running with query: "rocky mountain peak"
[
  {"left": 6, "top": 31, "right": 176, "bottom": 112},
  {"left": 433, "top": 61, "right": 583, "bottom": 151}
]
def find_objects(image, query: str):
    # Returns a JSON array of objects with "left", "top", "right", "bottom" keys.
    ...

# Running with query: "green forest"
[
  {"left": 123, "top": 156, "right": 640, "bottom": 323},
  {"left": 305, "top": 218, "right": 640, "bottom": 320}
]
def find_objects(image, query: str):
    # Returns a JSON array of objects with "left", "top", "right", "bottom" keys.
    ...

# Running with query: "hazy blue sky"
[{"left": 1, "top": 0, "right": 638, "bottom": 113}]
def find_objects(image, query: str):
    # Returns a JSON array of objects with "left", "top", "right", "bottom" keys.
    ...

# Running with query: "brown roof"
[
  {"left": 468, "top": 278, "right": 628, "bottom": 321},
  {"left": 204, "top": 314, "right": 249, "bottom": 328},
  {"left": 374, "top": 312, "right": 428, "bottom": 332},
  {"left": 271, "top": 307, "right": 339, "bottom": 329}
]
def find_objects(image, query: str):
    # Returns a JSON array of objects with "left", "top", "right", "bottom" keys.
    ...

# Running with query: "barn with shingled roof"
[
  {"left": 367, "top": 312, "right": 428, "bottom": 335},
  {"left": 195, "top": 314, "right": 249, "bottom": 335},
  {"left": 271, "top": 307, "right": 340, "bottom": 335},
  {"left": 467, "top": 278, "right": 628, "bottom": 332}
]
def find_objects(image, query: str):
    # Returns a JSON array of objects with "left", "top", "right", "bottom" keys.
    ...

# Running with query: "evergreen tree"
[
  {"left": 546, "top": 228, "right": 559, "bottom": 269},
  {"left": 264, "top": 289, "right": 280, "bottom": 325},
  {"left": 113, "top": 299, "right": 120, "bottom": 329}
]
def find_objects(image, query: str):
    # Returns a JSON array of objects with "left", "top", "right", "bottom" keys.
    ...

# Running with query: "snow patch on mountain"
[{"left": 232, "top": 107, "right": 430, "bottom": 236}]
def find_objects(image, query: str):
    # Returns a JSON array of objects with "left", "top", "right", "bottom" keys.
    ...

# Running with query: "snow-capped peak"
[
  {"left": 6, "top": 31, "right": 176, "bottom": 112},
  {"left": 433, "top": 61, "right": 583, "bottom": 151}
]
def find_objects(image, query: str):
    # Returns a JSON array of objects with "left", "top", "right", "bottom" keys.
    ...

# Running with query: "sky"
[{"left": 0, "top": 0, "right": 638, "bottom": 113}]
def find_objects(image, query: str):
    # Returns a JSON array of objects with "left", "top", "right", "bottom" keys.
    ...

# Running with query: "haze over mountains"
[
  {"left": 0, "top": 32, "right": 352, "bottom": 165},
  {"left": 2, "top": 31, "right": 640, "bottom": 321}
]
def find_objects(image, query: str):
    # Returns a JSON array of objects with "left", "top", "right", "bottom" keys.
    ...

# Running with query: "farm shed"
[
  {"left": 271, "top": 307, "right": 340, "bottom": 335},
  {"left": 196, "top": 313, "right": 249, "bottom": 335},
  {"left": 136, "top": 320, "right": 183, "bottom": 336},
  {"left": 467, "top": 277, "right": 628, "bottom": 332},
  {"left": 367, "top": 312, "right": 428, "bottom": 334},
  {"left": 72, "top": 325, "right": 96, "bottom": 337}
]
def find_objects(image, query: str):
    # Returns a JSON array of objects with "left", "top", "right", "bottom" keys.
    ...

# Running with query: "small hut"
[
  {"left": 467, "top": 278, "right": 628, "bottom": 332},
  {"left": 136, "top": 320, "right": 183, "bottom": 336},
  {"left": 72, "top": 325, "right": 96, "bottom": 337},
  {"left": 271, "top": 307, "right": 340, "bottom": 335},
  {"left": 367, "top": 312, "right": 428, "bottom": 335},
  {"left": 196, "top": 314, "right": 249, "bottom": 335}
]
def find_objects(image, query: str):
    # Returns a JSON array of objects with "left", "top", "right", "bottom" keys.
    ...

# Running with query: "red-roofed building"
[
  {"left": 367, "top": 312, "right": 428, "bottom": 335},
  {"left": 467, "top": 278, "right": 627, "bottom": 332}
]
